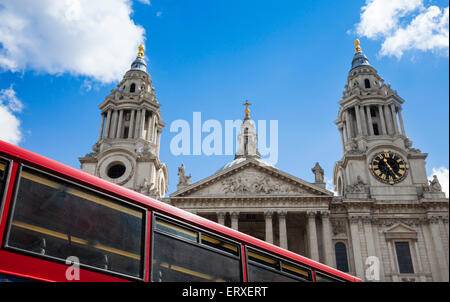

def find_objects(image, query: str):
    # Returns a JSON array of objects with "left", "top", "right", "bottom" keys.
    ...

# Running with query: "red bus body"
[{"left": 0, "top": 140, "right": 361, "bottom": 282}]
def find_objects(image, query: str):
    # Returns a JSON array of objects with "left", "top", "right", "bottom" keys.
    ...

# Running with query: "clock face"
[{"left": 369, "top": 151, "right": 408, "bottom": 185}]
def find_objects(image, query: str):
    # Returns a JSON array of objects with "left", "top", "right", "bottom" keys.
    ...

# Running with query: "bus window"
[
  {"left": 247, "top": 248, "right": 312, "bottom": 282},
  {"left": 0, "top": 273, "right": 35, "bottom": 282},
  {"left": 5, "top": 167, "right": 146, "bottom": 279},
  {"left": 0, "top": 159, "right": 9, "bottom": 205},
  {"left": 152, "top": 216, "right": 241, "bottom": 282},
  {"left": 315, "top": 271, "right": 342, "bottom": 282}
]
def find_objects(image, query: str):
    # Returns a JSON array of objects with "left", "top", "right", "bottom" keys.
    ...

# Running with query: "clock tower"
[{"left": 333, "top": 40, "right": 444, "bottom": 201}]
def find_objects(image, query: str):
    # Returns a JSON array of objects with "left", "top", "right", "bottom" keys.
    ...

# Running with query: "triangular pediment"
[
  {"left": 170, "top": 158, "right": 332, "bottom": 198},
  {"left": 384, "top": 223, "right": 417, "bottom": 234},
  {"left": 383, "top": 223, "right": 417, "bottom": 240}
]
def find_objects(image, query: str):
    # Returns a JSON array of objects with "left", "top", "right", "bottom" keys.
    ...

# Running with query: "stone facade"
[
  {"left": 80, "top": 42, "right": 448, "bottom": 282},
  {"left": 166, "top": 42, "right": 449, "bottom": 282}
]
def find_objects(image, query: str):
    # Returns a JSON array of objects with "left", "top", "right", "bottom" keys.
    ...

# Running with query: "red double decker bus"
[{"left": 0, "top": 140, "right": 361, "bottom": 282}]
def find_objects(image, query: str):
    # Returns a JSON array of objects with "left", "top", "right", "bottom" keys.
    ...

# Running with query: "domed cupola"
[
  {"left": 351, "top": 39, "right": 371, "bottom": 71},
  {"left": 130, "top": 44, "right": 148, "bottom": 73}
]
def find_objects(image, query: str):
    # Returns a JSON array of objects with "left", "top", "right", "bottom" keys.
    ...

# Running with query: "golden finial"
[
  {"left": 137, "top": 44, "right": 145, "bottom": 58},
  {"left": 354, "top": 39, "right": 362, "bottom": 54},
  {"left": 243, "top": 100, "right": 252, "bottom": 120}
]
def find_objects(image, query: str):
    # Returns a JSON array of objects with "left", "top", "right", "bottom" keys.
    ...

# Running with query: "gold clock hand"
[{"left": 383, "top": 158, "right": 398, "bottom": 178}]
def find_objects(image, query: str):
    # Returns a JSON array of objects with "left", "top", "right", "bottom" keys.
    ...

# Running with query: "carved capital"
[
  {"left": 264, "top": 211, "right": 274, "bottom": 218},
  {"left": 217, "top": 212, "right": 226, "bottom": 219},
  {"left": 362, "top": 215, "right": 372, "bottom": 224},
  {"left": 230, "top": 211, "right": 240, "bottom": 218},
  {"left": 321, "top": 211, "right": 331, "bottom": 219},
  {"left": 277, "top": 210, "right": 287, "bottom": 218},
  {"left": 349, "top": 215, "right": 360, "bottom": 224},
  {"left": 306, "top": 211, "right": 317, "bottom": 219},
  {"left": 428, "top": 216, "right": 440, "bottom": 224}
]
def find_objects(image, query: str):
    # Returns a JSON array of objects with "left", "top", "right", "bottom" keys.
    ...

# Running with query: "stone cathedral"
[{"left": 80, "top": 41, "right": 449, "bottom": 282}]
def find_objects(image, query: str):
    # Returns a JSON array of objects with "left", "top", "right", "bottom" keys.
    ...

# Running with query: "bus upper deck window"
[
  {"left": 5, "top": 167, "right": 146, "bottom": 280},
  {"left": 0, "top": 159, "right": 10, "bottom": 206}
]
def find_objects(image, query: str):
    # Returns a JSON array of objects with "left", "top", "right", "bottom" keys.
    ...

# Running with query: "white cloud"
[
  {"left": 137, "top": 0, "right": 151, "bottom": 5},
  {"left": 429, "top": 167, "right": 449, "bottom": 198},
  {"left": 354, "top": 0, "right": 449, "bottom": 58},
  {"left": 325, "top": 176, "right": 337, "bottom": 196},
  {"left": 0, "top": 86, "right": 23, "bottom": 145},
  {"left": 0, "top": 0, "right": 146, "bottom": 83},
  {"left": 356, "top": 0, "right": 423, "bottom": 39}
]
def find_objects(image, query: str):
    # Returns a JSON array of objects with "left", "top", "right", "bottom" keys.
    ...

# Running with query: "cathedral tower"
[
  {"left": 331, "top": 41, "right": 448, "bottom": 282},
  {"left": 79, "top": 45, "right": 168, "bottom": 199},
  {"left": 333, "top": 40, "right": 444, "bottom": 201}
]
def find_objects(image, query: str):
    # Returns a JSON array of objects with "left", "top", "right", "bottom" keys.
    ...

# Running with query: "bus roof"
[{"left": 0, "top": 140, "right": 361, "bottom": 282}]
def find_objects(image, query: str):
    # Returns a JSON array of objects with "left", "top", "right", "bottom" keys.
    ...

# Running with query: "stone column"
[
  {"left": 231, "top": 212, "right": 239, "bottom": 231},
  {"left": 349, "top": 215, "right": 365, "bottom": 280},
  {"left": 413, "top": 240, "right": 427, "bottom": 282},
  {"left": 421, "top": 219, "right": 441, "bottom": 282},
  {"left": 156, "top": 129, "right": 161, "bottom": 156},
  {"left": 321, "top": 211, "right": 335, "bottom": 267},
  {"left": 128, "top": 109, "right": 136, "bottom": 139},
  {"left": 355, "top": 104, "right": 363, "bottom": 136},
  {"left": 371, "top": 221, "right": 386, "bottom": 281},
  {"left": 264, "top": 211, "right": 274, "bottom": 244},
  {"left": 362, "top": 216, "right": 377, "bottom": 271},
  {"left": 390, "top": 104, "right": 400, "bottom": 135},
  {"left": 345, "top": 110, "right": 353, "bottom": 139},
  {"left": 384, "top": 105, "right": 394, "bottom": 135},
  {"left": 217, "top": 212, "right": 226, "bottom": 226},
  {"left": 103, "top": 109, "right": 112, "bottom": 139},
  {"left": 109, "top": 110, "right": 118, "bottom": 139},
  {"left": 387, "top": 240, "right": 399, "bottom": 281},
  {"left": 365, "top": 106, "right": 374, "bottom": 136},
  {"left": 134, "top": 110, "right": 141, "bottom": 139},
  {"left": 148, "top": 113, "right": 155, "bottom": 141},
  {"left": 439, "top": 217, "right": 449, "bottom": 266},
  {"left": 98, "top": 113, "right": 105, "bottom": 140},
  {"left": 377, "top": 105, "right": 387, "bottom": 135},
  {"left": 339, "top": 127, "right": 345, "bottom": 154},
  {"left": 359, "top": 105, "right": 368, "bottom": 136},
  {"left": 140, "top": 108, "right": 146, "bottom": 139},
  {"left": 429, "top": 216, "right": 449, "bottom": 281},
  {"left": 153, "top": 119, "right": 158, "bottom": 144},
  {"left": 398, "top": 108, "right": 406, "bottom": 136},
  {"left": 307, "top": 211, "right": 319, "bottom": 261},
  {"left": 278, "top": 211, "right": 288, "bottom": 249},
  {"left": 116, "top": 110, "right": 124, "bottom": 138}
]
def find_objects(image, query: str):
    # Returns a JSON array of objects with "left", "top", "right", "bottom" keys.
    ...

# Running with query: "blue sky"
[{"left": 0, "top": 0, "right": 448, "bottom": 195}]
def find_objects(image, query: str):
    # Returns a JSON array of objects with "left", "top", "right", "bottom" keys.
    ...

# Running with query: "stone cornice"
[
  {"left": 170, "top": 195, "right": 332, "bottom": 203},
  {"left": 330, "top": 198, "right": 448, "bottom": 217},
  {"left": 170, "top": 197, "right": 330, "bottom": 212}
]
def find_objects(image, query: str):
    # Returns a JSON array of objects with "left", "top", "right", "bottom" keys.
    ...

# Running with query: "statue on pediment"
[{"left": 429, "top": 175, "right": 442, "bottom": 192}]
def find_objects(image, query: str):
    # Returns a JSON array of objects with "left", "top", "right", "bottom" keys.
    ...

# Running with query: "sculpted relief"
[
  {"left": 191, "top": 168, "right": 311, "bottom": 196},
  {"left": 221, "top": 175, "right": 305, "bottom": 194}
]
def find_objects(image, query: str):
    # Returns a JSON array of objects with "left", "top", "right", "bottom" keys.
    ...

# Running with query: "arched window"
[
  {"left": 130, "top": 83, "right": 136, "bottom": 93},
  {"left": 335, "top": 242, "right": 349, "bottom": 272},
  {"left": 364, "top": 79, "right": 371, "bottom": 89}
]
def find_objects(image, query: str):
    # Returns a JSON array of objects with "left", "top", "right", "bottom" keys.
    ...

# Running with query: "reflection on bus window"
[
  {"left": 315, "top": 272, "right": 340, "bottom": 282},
  {"left": 247, "top": 248, "right": 312, "bottom": 282},
  {"left": 6, "top": 168, "right": 145, "bottom": 279},
  {"left": 152, "top": 217, "right": 241, "bottom": 282}
]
